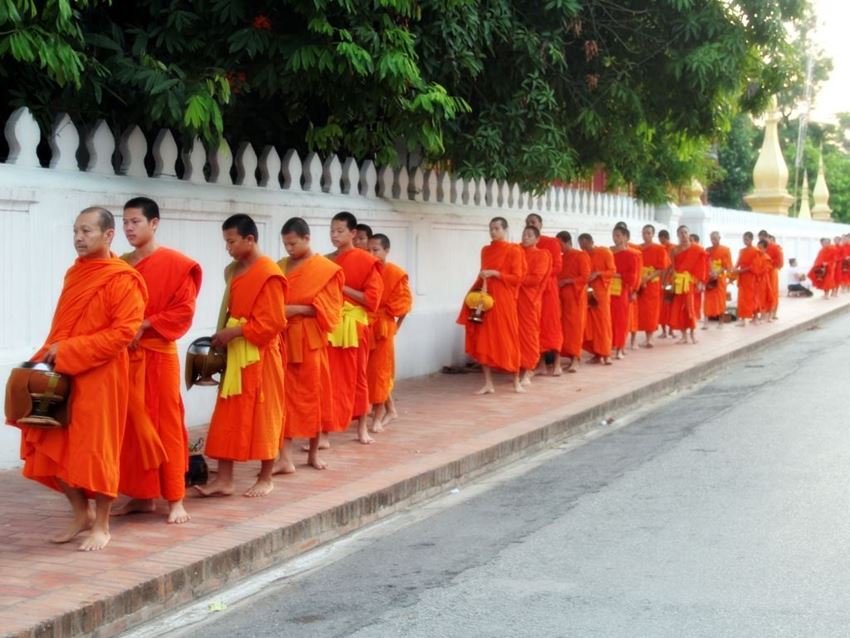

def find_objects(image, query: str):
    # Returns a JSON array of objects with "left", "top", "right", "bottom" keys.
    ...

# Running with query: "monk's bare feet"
[
  {"left": 244, "top": 478, "right": 274, "bottom": 497},
  {"left": 167, "top": 501, "right": 191, "bottom": 524},
  {"left": 513, "top": 380, "right": 527, "bottom": 393},
  {"left": 566, "top": 358, "right": 579, "bottom": 373},
  {"left": 615, "top": 350, "right": 625, "bottom": 360},
  {"left": 474, "top": 384, "right": 495, "bottom": 395},
  {"left": 640, "top": 341, "right": 654, "bottom": 349},
  {"left": 302, "top": 433, "right": 330, "bottom": 451},
  {"left": 193, "top": 479, "right": 235, "bottom": 498},
  {"left": 588, "top": 355, "right": 602, "bottom": 364},
  {"left": 272, "top": 457, "right": 295, "bottom": 475},
  {"left": 356, "top": 430, "right": 374, "bottom": 444},
  {"left": 676, "top": 337, "right": 688, "bottom": 345},
  {"left": 551, "top": 367, "right": 562, "bottom": 377},
  {"left": 658, "top": 332, "right": 668, "bottom": 339},
  {"left": 79, "top": 528, "right": 110, "bottom": 552},
  {"left": 520, "top": 371, "right": 533, "bottom": 386},
  {"left": 369, "top": 420, "right": 384, "bottom": 434},
  {"left": 602, "top": 357, "right": 612, "bottom": 365},
  {"left": 111, "top": 498, "right": 155, "bottom": 517},
  {"left": 308, "top": 453, "right": 327, "bottom": 470},
  {"left": 383, "top": 410, "right": 399, "bottom": 425},
  {"left": 51, "top": 508, "right": 94, "bottom": 544}
]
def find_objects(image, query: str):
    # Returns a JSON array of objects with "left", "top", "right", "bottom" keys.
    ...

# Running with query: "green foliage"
[{"left": 710, "top": 114, "right": 758, "bottom": 208}]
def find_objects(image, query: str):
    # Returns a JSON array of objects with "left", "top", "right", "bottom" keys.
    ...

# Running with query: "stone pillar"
[{"left": 743, "top": 98, "right": 794, "bottom": 215}]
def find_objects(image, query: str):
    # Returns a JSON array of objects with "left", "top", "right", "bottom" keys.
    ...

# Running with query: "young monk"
[
  {"left": 456, "top": 216, "right": 526, "bottom": 394},
  {"left": 326, "top": 212, "right": 384, "bottom": 444},
  {"left": 840, "top": 235, "right": 850, "bottom": 292},
  {"left": 734, "top": 231, "right": 764, "bottom": 325},
  {"left": 354, "top": 223, "right": 373, "bottom": 250},
  {"left": 557, "top": 230, "right": 591, "bottom": 373},
  {"left": 11, "top": 208, "right": 146, "bottom": 551},
  {"left": 611, "top": 226, "right": 639, "bottom": 360},
  {"left": 668, "top": 226, "right": 707, "bottom": 345},
  {"left": 808, "top": 238, "right": 836, "bottom": 298},
  {"left": 366, "top": 233, "right": 413, "bottom": 431},
  {"left": 637, "top": 224, "right": 670, "bottom": 348},
  {"left": 525, "top": 214, "right": 563, "bottom": 375},
  {"left": 113, "top": 197, "right": 202, "bottom": 524},
  {"left": 657, "top": 229, "right": 676, "bottom": 339},
  {"left": 688, "top": 234, "right": 706, "bottom": 324},
  {"left": 703, "top": 231, "right": 733, "bottom": 329},
  {"left": 273, "top": 217, "right": 343, "bottom": 474},
  {"left": 831, "top": 236, "right": 843, "bottom": 297},
  {"left": 758, "top": 230, "right": 784, "bottom": 320},
  {"left": 755, "top": 239, "right": 773, "bottom": 319},
  {"left": 517, "top": 225, "right": 551, "bottom": 385},
  {"left": 579, "top": 233, "right": 615, "bottom": 365},
  {"left": 197, "top": 214, "right": 287, "bottom": 497}
]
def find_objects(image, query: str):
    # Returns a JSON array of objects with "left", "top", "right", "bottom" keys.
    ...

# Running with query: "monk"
[
  {"left": 611, "top": 226, "right": 639, "bottom": 360},
  {"left": 113, "top": 197, "right": 202, "bottom": 524},
  {"left": 755, "top": 239, "right": 773, "bottom": 317},
  {"left": 354, "top": 223, "right": 373, "bottom": 250},
  {"left": 840, "top": 235, "right": 850, "bottom": 292},
  {"left": 326, "top": 212, "right": 384, "bottom": 444},
  {"left": 366, "top": 233, "right": 413, "bottom": 430},
  {"left": 668, "top": 226, "right": 706, "bottom": 345},
  {"left": 637, "top": 224, "right": 670, "bottom": 348},
  {"left": 703, "top": 231, "right": 733, "bottom": 330},
  {"left": 734, "top": 231, "right": 764, "bottom": 325},
  {"left": 831, "top": 236, "right": 843, "bottom": 297},
  {"left": 457, "top": 217, "right": 526, "bottom": 393},
  {"left": 556, "top": 231, "right": 591, "bottom": 373},
  {"left": 273, "top": 217, "right": 343, "bottom": 474},
  {"left": 619, "top": 225, "right": 643, "bottom": 350},
  {"left": 517, "top": 225, "right": 551, "bottom": 385},
  {"left": 525, "top": 214, "right": 563, "bottom": 375},
  {"left": 758, "top": 230, "right": 784, "bottom": 320},
  {"left": 808, "top": 238, "right": 836, "bottom": 299},
  {"left": 579, "top": 233, "right": 614, "bottom": 365},
  {"left": 657, "top": 229, "right": 676, "bottom": 339},
  {"left": 689, "top": 234, "right": 706, "bottom": 323},
  {"left": 197, "top": 214, "right": 287, "bottom": 497},
  {"left": 10, "top": 208, "right": 146, "bottom": 551}
]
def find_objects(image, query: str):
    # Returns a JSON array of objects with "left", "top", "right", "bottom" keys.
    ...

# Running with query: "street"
[{"left": 165, "top": 311, "right": 850, "bottom": 638}]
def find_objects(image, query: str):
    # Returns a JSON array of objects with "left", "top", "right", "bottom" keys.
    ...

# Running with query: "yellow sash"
[
  {"left": 219, "top": 317, "right": 260, "bottom": 398},
  {"left": 640, "top": 265, "right": 658, "bottom": 282},
  {"left": 327, "top": 301, "right": 368, "bottom": 348},
  {"left": 673, "top": 272, "right": 693, "bottom": 294},
  {"left": 711, "top": 259, "right": 723, "bottom": 274},
  {"left": 610, "top": 277, "right": 623, "bottom": 297}
]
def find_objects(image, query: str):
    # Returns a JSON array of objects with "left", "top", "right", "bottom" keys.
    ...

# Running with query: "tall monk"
[
  {"left": 366, "top": 233, "right": 413, "bottom": 430},
  {"left": 831, "top": 236, "right": 843, "bottom": 297},
  {"left": 657, "top": 229, "right": 676, "bottom": 339},
  {"left": 556, "top": 231, "right": 591, "bottom": 374},
  {"left": 579, "top": 233, "right": 614, "bottom": 365},
  {"left": 618, "top": 225, "right": 643, "bottom": 350},
  {"left": 703, "top": 231, "right": 733, "bottom": 330},
  {"left": 113, "top": 197, "right": 201, "bottom": 525},
  {"left": 734, "top": 231, "right": 764, "bottom": 325},
  {"left": 517, "top": 225, "right": 551, "bottom": 385},
  {"left": 668, "top": 225, "right": 706, "bottom": 345},
  {"left": 808, "top": 238, "right": 835, "bottom": 298},
  {"left": 457, "top": 217, "right": 526, "bottom": 394},
  {"left": 326, "top": 212, "right": 384, "bottom": 444},
  {"left": 758, "top": 230, "right": 784, "bottom": 320},
  {"left": 688, "top": 234, "right": 706, "bottom": 324},
  {"left": 638, "top": 224, "right": 670, "bottom": 348},
  {"left": 525, "top": 214, "right": 563, "bottom": 375},
  {"left": 10, "top": 208, "right": 146, "bottom": 551},
  {"left": 611, "top": 226, "right": 639, "bottom": 360},
  {"left": 354, "top": 223, "right": 373, "bottom": 250},
  {"left": 755, "top": 239, "right": 773, "bottom": 317},
  {"left": 273, "top": 217, "right": 343, "bottom": 474},
  {"left": 197, "top": 214, "right": 287, "bottom": 498}
]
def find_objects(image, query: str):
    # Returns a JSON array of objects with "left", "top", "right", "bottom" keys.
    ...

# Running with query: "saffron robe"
[
  {"left": 367, "top": 261, "right": 413, "bottom": 405},
  {"left": 808, "top": 245, "right": 836, "bottom": 291},
  {"left": 326, "top": 248, "right": 383, "bottom": 432},
  {"left": 457, "top": 240, "right": 526, "bottom": 372},
  {"left": 279, "top": 254, "right": 343, "bottom": 439},
  {"left": 638, "top": 242, "right": 670, "bottom": 332},
  {"left": 659, "top": 241, "right": 676, "bottom": 328},
  {"left": 689, "top": 245, "right": 707, "bottom": 320},
  {"left": 840, "top": 243, "right": 850, "bottom": 286},
  {"left": 517, "top": 245, "right": 550, "bottom": 370},
  {"left": 765, "top": 242, "right": 784, "bottom": 311},
  {"left": 627, "top": 243, "right": 643, "bottom": 334},
  {"left": 669, "top": 245, "right": 707, "bottom": 331},
  {"left": 205, "top": 257, "right": 287, "bottom": 461},
  {"left": 703, "top": 245, "right": 733, "bottom": 318},
  {"left": 611, "top": 248, "right": 639, "bottom": 349},
  {"left": 582, "top": 247, "right": 615, "bottom": 357},
  {"left": 559, "top": 248, "right": 591, "bottom": 358},
  {"left": 16, "top": 256, "right": 146, "bottom": 498},
  {"left": 536, "top": 235, "right": 563, "bottom": 352},
  {"left": 832, "top": 245, "right": 844, "bottom": 290},
  {"left": 754, "top": 251, "right": 772, "bottom": 312},
  {"left": 736, "top": 246, "right": 764, "bottom": 319},
  {"left": 119, "top": 248, "right": 202, "bottom": 501}
]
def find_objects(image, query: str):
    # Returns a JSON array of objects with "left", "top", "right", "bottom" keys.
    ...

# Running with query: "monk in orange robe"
[
  {"left": 517, "top": 225, "right": 551, "bottom": 385},
  {"left": 556, "top": 231, "right": 591, "bottom": 373},
  {"left": 579, "top": 233, "right": 614, "bottom": 364},
  {"left": 197, "top": 214, "right": 287, "bottom": 498},
  {"left": 669, "top": 226, "right": 707, "bottom": 344},
  {"left": 808, "top": 238, "right": 836, "bottom": 298},
  {"left": 758, "top": 230, "right": 784, "bottom": 320},
  {"left": 611, "top": 226, "right": 639, "bottom": 359},
  {"left": 638, "top": 224, "right": 670, "bottom": 348},
  {"left": 272, "top": 217, "right": 343, "bottom": 474},
  {"left": 755, "top": 239, "right": 774, "bottom": 315},
  {"left": 703, "top": 231, "right": 733, "bottom": 329},
  {"left": 525, "top": 214, "right": 563, "bottom": 375},
  {"left": 10, "top": 208, "right": 146, "bottom": 551},
  {"left": 366, "top": 233, "right": 413, "bottom": 430},
  {"left": 688, "top": 234, "right": 707, "bottom": 322},
  {"left": 657, "top": 229, "right": 676, "bottom": 338},
  {"left": 457, "top": 217, "right": 526, "bottom": 394},
  {"left": 734, "top": 231, "right": 765, "bottom": 325},
  {"left": 621, "top": 229, "right": 643, "bottom": 350},
  {"left": 113, "top": 198, "right": 201, "bottom": 525},
  {"left": 840, "top": 235, "right": 850, "bottom": 291},
  {"left": 354, "top": 223, "right": 373, "bottom": 250},
  {"left": 831, "top": 235, "right": 844, "bottom": 297},
  {"left": 326, "top": 212, "right": 384, "bottom": 445}
]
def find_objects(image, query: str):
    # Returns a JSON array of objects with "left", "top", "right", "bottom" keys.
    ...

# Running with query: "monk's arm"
[
  {"left": 523, "top": 262, "right": 547, "bottom": 287},
  {"left": 343, "top": 286, "right": 367, "bottom": 305},
  {"left": 387, "top": 277, "right": 413, "bottom": 318},
  {"left": 286, "top": 305, "right": 316, "bottom": 318},
  {"left": 242, "top": 279, "right": 288, "bottom": 347},
  {"left": 147, "top": 272, "right": 199, "bottom": 341},
  {"left": 359, "top": 267, "right": 384, "bottom": 312},
  {"left": 314, "top": 273, "right": 345, "bottom": 333}
]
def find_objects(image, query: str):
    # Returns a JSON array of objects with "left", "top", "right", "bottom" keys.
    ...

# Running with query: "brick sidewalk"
[{"left": 1, "top": 296, "right": 848, "bottom": 638}]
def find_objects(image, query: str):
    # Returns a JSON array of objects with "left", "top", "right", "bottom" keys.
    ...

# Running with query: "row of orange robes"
[
  {"left": 611, "top": 247, "right": 639, "bottom": 350},
  {"left": 518, "top": 245, "right": 551, "bottom": 370},
  {"left": 637, "top": 242, "right": 671, "bottom": 333},
  {"left": 809, "top": 243, "right": 843, "bottom": 292},
  {"left": 668, "top": 245, "right": 707, "bottom": 331}
]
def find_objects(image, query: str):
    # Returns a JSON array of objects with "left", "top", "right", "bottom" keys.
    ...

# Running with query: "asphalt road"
[{"left": 171, "top": 311, "right": 850, "bottom": 638}]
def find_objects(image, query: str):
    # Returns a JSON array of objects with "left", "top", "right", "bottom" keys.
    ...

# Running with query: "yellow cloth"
[
  {"left": 464, "top": 290, "right": 495, "bottom": 311},
  {"left": 711, "top": 259, "right": 723, "bottom": 274},
  {"left": 673, "top": 271, "right": 693, "bottom": 295},
  {"left": 610, "top": 277, "right": 623, "bottom": 296},
  {"left": 640, "top": 265, "right": 658, "bottom": 282},
  {"left": 327, "top": 301, "right": 368, "bottom": 348},
  {"left": 220, "top": 317, "right": 260, "bottom": 398}
]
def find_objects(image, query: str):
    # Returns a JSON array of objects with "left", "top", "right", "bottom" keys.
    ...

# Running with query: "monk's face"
[
  {"left": 743, "top": 234, "right": 753, "bottom": 246},
  {"left": 520, "top": 228, "right": 539, "bottom": 248},
  {"left": 525, "top": 216, "right": 542, "bottom": 231},
  {"left": 282, "top": 232, "right": 309, "bottom": 259},
  {"left": 710, "top": 233, "right": 720, "bottom": 247},
  {"left": 123, "top": 207, "right": 157, "bottom": 248},
  {"left": 658, "top": 233, "right": 670, "bottom": 245},
  {"left": 676, "top": 227, "right": 689, "bottom": 245},
  {"left": 578, "top": 237, "right": 592, "bottom": 252},
  {"left": 612, "top": 229, "right": 626, "bottom": 247},
  {"left": 558, "top": 238, "right": 571, "bottom": 252},
  {"left": 821, "top": 238, "right": 830, "bottom": 246},
  {"left": 489, "top": 221, "right": 507, "bottom": 241},
  {"left": 641, "top": 227, "right": 653, "bottom": 244},
  {"left": 354, "top": 230, "right": 371, "bottom": 250},
  {"left": 73, "top": 211, "right": 113, "bottom": 258},
  {"left": 331, "top": 220, "right": 356, "bottom": 249},
  {"left": 223, "top": 228, "right": 254, "bottom": 260},
  {"left": 367, "top": 238, "right": 388, "bottom": 261}
]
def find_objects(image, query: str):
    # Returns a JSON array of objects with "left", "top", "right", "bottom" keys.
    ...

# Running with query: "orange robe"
[
  {"left": 15, "top": 256, "right": 146, "bottom": 498},
  {"left": 736, "top": 246, "right": 764, "bottom": 319},
  {"left": 326, "top": 249, "right": 383, "bottom": 432},
  {"left": 119, "top": 248, "right": 202, "bottom": 501},
  {"left": 205, "top": 257, "right": 287, "bottom": 461},
  {"left": 689, "top": 245, "right": 707, "bottom": 320},
  {"left": 659, "top": 241, "right": 676, "bottom": 328},
  {"left": 638, "top": 242, "right": 670, "bottom": 332},
  {"left": 280, "top": 254, "right": 343, "bottom": 439},
  {"left": 832, "top": 245, "right": 844, "bottom": 290},
  {"left": 627, "top": 243, "right": 643, "bottom": 334},
  {"left": 583, "top": 247, "right": 615, "bottom": 357},
  {"left": 841, "top": 244, "right": 850, "bottom": 286},
  {"left": 457, "top": 240, "right": 526, "bottom": 372},
  {"left": 703, "top": 245, "right": 733, "bottom": 318},
  {"left": 559, "top": 248, "right": 591, "bottom": 358},
  {"left": 669, "top": 245, "right": 707, "bottom": 331},
  {"left": 611, "top": 248, "right": 639, "bottom": 349},
  {"left": 367, "top": 262, "right": 413, "bottom": 404},
  {"left": 517, "top": 245, "right": 550, "bottom": 370},
  {"left": 808, "top": 246, "right": 835, "bottom": 291},
  {"left": 536, "top": 236, "right": 563, "bottom": 353},
  {"left": 765, "top": 243, "right": 783, "bottom": 311}
]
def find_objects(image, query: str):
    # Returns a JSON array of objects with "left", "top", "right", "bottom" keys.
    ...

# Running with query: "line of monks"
[
  {"left": 458, "top": 215, "right": 841, "bottom": 394},
  {"left": 9, "top": 202, "right": 411, "bottom": 551}
]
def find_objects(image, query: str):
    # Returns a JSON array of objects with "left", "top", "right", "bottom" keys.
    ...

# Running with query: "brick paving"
[{"left": 1, "top": 296, "right": 848, "bottom": 638}]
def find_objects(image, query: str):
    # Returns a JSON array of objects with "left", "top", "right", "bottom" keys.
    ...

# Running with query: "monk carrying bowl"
[{"left": 5, "top": 361, "right": 71, "bottom": 428}]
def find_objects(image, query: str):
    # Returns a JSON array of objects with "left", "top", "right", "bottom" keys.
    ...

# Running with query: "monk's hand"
[
  {"left": 480, "top": 269, "right": 500, "bottom": 279},
  {"left": 212, "top": 326, "right": 242, "bottom": 349},
  {"left": 43, "top": 343, "right": 59, "bottom": 365},
  {"left": 128, "top": 321, "right": 149, "bottom": 350},
  {"left": 588, "top": 272, "right": 599, "bottom": 282}
]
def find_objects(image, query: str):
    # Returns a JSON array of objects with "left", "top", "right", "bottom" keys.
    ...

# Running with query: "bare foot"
[
  {"left": 566, "top": 359, "right": 579, "bottom": 373},
  {"left": 701, "top": 324, "right": 709, "bottom": 330},
  {"left": 271, "top": 457, "right": 296, "bottom": 475},
  {"left": 520, "top": 371, "right": 533, "bottom": 386},
  {"left": 51, "top": 508, "right": 94, "bottom": 544},
  {"left": 676, "top": 337, "right": 688, "bottom": 345},
  {"left": 307, "top": 454, "right": 327, "bottom": 470},
  {"left": 369, "top": 421, "right": 384, "bottom": 434},
  {"left": 167, "top": 501, "right": 191, "bottom": 524},
  {"left": 474, "top": 384, "right": 495, "bottom": 395},
  {"left": 193, "top": 479, "right": 235, "bottom": 498},
  {"left": 602, "top": 357, "right": 612, "bottom": 366},
  {"left": 588, "top": 356, "right": 602, "bottom": 364},
  {"left": 302, "top": 434, "right": 330, "bottom": 451},
  {"left": 658, "top": 332, "right": 668, "bottom": 339},
  {"left": 79, "top": 529, "right": 110, "bottom": 552},
  {"left": 639, "top": 342, "right": 654, "bottom": 349},
  {"left": 615, "top": 350, "right": 625, "bottom": 360},
  {"left": 551, "top": 367, "right": 562, "bottom": 377},
  {"left": 244, "top": 478, "right": 274, "bottom": 497},
  {"left": 356, "top": 431, "right": 374, "bottom": 445},
  {"left": 111, "top": 498, "right": 155, "bottom": 517},
  {"left": 383, "top": 411, "right": 399, "bottom": 425},
  {"left": 513, "top": 381, "right": 527, "bottom": 393}
]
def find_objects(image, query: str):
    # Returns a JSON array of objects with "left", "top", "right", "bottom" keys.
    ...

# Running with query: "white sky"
[{"left": 808, "top": 0, "right": 850, "bottom": 122}]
